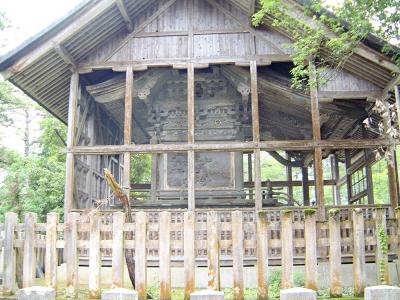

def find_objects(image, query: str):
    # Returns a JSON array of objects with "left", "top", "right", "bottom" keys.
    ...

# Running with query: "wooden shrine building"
[{"left": 0, "top": 0, "right": 400, "bottom": 298}]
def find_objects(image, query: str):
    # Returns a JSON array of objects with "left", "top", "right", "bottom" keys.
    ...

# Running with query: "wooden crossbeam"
[{"left": 53, "top": 42, "right": 77, "bottom": 69}]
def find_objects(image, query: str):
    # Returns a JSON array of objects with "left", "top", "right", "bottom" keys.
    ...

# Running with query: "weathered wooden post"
[
  {"left": 3, "top": 212, "right": 18, "bottom": 296},
  {"left": 184, "top": 211, "right": 195, "bottom": 300},
  {"left": 375, "top": 208, "right": 389, "bottom": 285},
  {"left": 89, "top": 212, "right": 101, "bottom": 298},
  {"left": 135, "top": 211, "right": 147, "bottom": 300},
  {"left": 281, "top": 211, "right": 293, "bottom": 289},
  {"left": 328, "top": 209, "right": 342, "bottom": 297},
  {"left": 352, "top": 208, "right": 366, "bottom": 297},
  {"left": 304, "top": 210, "right": 317, "bottom": 291},
  {"left": 232, "top": 211, "right": 244, "bottom": 300},
  {"left": 65, "top": 212, "right": 79, "bottom": 297},
  {"left": 207, "top": 211, "right": 220, "bottom": 291},
  {"left": 45, "top": 212, "right": 59, "bottom": 289},
  {"left": 112, "top": 212, "right": 125, "bottom": 289},
  {"left": 256, "top": 211, "right": 268, "bottom": 300},
  {"left": 23, "top": 212, "right": 37, "bottom": 288},
  {"left": 159, "top": 211, "right": 171, "bottom": 300}
]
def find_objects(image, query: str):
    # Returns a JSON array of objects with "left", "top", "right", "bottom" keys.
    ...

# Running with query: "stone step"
[
  {"left": 365, "top": 285, "right": 400, "bottom": 300},
  {"left": 101, "top": 288, "right": 138, "bottom": 300},
  {"left": 17, "top": 286, "right": 56, "bottom": 300},
  {"left": 190, "top": 289, "right": 224, "bottom": 299},
  {"left": 280, "top": 287, "right": 317, "bottom": 300}
]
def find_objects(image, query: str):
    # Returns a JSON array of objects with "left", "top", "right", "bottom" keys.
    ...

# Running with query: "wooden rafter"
[
  {"left": 53, "top": 42, "right": 77, "bottom": 70},
  {"left": 116, "top": 0, "right": 134, "bottom": 32}
]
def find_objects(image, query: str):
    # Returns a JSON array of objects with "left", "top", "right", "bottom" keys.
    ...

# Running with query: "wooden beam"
[
  {"left": 116, "top": 0, "right": 134, "bottom": 32},
  {"left": 187, "top": 0, "right": 194, "bottom": 59},
  {"left": 254, "top": 149, "right": 262, "bottom": 210},
  {"left": 123, "top": 66, "right": 133, "bottom": 199},
  {"left": 250, "top": 61, "right": 260, "bottom": 142},
  {"left": 302, "top": 166, "right": 310, "bottom": 206},
  {"left": 187, "top": 62, "right": 195, "bottom": 211},
  {"left": 70, "top": 138, "right": 393, "bottom": 155},
  {"left": 64, "top": 72, "right": 79, "bottom": 215},
  {"left": 2, "top": 0, "right": 116, "bottom": 79},
  {"left": 53, "top": 42, "right": 77, "bottom": 69}
]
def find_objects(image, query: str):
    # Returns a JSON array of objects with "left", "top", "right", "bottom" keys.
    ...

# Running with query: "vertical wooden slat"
[
  {"left": 375, "top": 208, "right": 389, "bottom": 285},
  {"left": 333, "top": 155, "right": 341, "bottom": 205},
  {"left": 254, "top": 149, "right": 262, "bottom": 211},
  {"left": 135, "top": 211, "right": 147, "bottom": 300},
  {"left": 387, "top": 156, "right": 399, "bottom": 209},
  {"left": 304, "top": 211, "right": 317, "bottom": 291},
  {"left": 250, "top": 60, "right": 260, "bottom": 142},
  {"left": 22, "top": 212, "right": 37, "bottom": 288},
  {"left": 65, "top": 212, "right": 79, "bottom": 297},
  {"left": 159, "top": 212, "right": 171, "bottom": 300},
  {"left": 112, "top": 212, "right": 125, "bottom": 288},
  {"left": 232, "top": 211, "right": 244, "bottom": 300},
  {"left": 328, "top": 210, "right": 342, "bottom": 297},
  {"left": 89, "top": 212, "right": 101, "bottom": 298},
  {"left": 3, "top": 212, "right": 18, "bottom": 296},
  {"left": 256, "top": 211, "right": 268, "bottom": 300},
  {"left": 187, "top": 0, "right": 194, "bottom": 58},
  {"left": 184, "top": 211, "right": 195, "bottom": 300},
  {"left": 45, "top": 212, "right": 59, "bottom": 289},
  {"left": 281, "top": 211, "right": 293, "bottom": 289},
  {"left": 352, "top": 209, "right": 366, "bottom": 297},
  {"left": 64, "top": 72, "right": 79, "bottom": 215},
  {"left": 207, "top": 211, "right": 220, "bottom": 291},
  {"left": 302, "top": 166, "right": 310, "bottom": 206}
]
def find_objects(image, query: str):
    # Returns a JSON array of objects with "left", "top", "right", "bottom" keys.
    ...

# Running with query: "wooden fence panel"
[
  {"left": 256, "top": 211, "right": 268, "bottom": 300},
  {"left": 353, "top": 209, "right": 366, "bottom": 297},
  {"left": 281, "top": 211, "right": 293, "bottom": 289},
  {"left": 22, "top": 212, "right": 37, "bottom": 288},
  {"left": 3, "top": 212, "right": 18, "bottom": 296},
  {"left": 159, "top": 211, "right": 171, "bottom": 300},
  {"left": 136, "top": 211, "right": 147, "bottom": 300},
  {"left": 207, "top": 211, "right": 220, "bottom": 291},
  {"left": 65, "top": 212, "right": 79, "bottom": 297},
  {"left": 232, "top": 211, "right": 244, "bottom": 300},
  {"left": 89, "top": 212, "right": 101, "bottom": 298},
  {"left": 112, "top": 212, "right": 125, "bottom": 288},
  {"left": 304, "top": 211, "right": 317, "bottom": 291},
  {"left": 328, "top": 210, "right": 342, "bottom": 297},
  {"left": 375, "top": 208, "right": 389, "bottom": 285},
  {"left": 45, "top": 212, "right": 59, "bottom": 289},
  {"left": 184, "top": 211, "right": 195, "bottom": 300}
]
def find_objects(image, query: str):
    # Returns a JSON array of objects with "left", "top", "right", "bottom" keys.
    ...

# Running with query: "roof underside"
[{"left": 0, "top": 0, "right": 397, "bottom": 124}]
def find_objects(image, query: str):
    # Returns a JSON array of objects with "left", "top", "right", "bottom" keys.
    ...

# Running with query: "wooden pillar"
[
  {"left": 287, "top": 153, "right": 293, "bottom": 205},
  {"left": 309, "top": 61, "right": 325, "bottom": 220},
  {"left": 366, "top": 164, "right": 374, "bottom": 204},
  {"left": 112, "top": 212, "right": 125, "bottom": 289},
  {"left": 250, "top": 61, "right": 260, "bottom": 143},
  {"left": 159, "top": 212, "right": 171, "bottom": 300},
  {"left": 89, "top": 212, "right": 101, "bottom": 298},
  {"left": 302, "top": 166, "right": 310, "bottom": 206},
  {"left": 254, "top": 149, "right": 262, "bottom": 210},
  {"left": 344, "top": 150, "right": 352, "bottom": 203},
  {"left": 123, "top": 66, "right": 134, "bottom": 202},
  {"left": 135, "top": 211, "right": 147, "bottom": 300},
  {"left": 375, "top": 208, "right": 389, "bottom": 285},
  {"left": 232, "top": 211, "right": 244, "bottom": 300},
  {"left": 328, "top": 210, "right": 342, "bottom": 297},
  {"left": 183, "top": 211, "right": 195, "bottom": 300},
  {"left": 3, "top": 212, "right": 18, "bottom": 296},
  {"left": 23, "top": 212, "right": 37, "bottom": 288},
  {"left": 333, "top": 154, "right": 341, "bottom": 205},
  {"left": 281, "top": 211, "right": 293, "bottom": 289},
  {"left": 187, "top": 62, "right": 195, "bottom": 211},
  {"left": 64, "top": 72, "right": 79, "bottom": 215},
  {"left": 207, "top": 211, "right": 220, "bottom": 291},
  {"left": 65, "top": 212, "right": 79, "bottom": 297},
  {"left": 352, "top": 209, "right": 366, "bottom": 297},
  {"left": 45, "top": 212, "right": 59, "bottom": 289},
  {"left": 388, "top": 158, "right": 399, "bottom": 209},
  {"left": 256, "top": 211, "right": 268, "bottom": 300},
  {"left": 304, "top": 211, "right": 317, "bottom": 291}
]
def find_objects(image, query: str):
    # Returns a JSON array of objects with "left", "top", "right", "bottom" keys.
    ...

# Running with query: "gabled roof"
[{"left": 0, "top": 0, "right": 397, "bottom": 123}]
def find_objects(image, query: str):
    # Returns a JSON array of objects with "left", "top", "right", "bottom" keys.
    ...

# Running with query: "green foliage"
[
  {"left": 130, "top": 153, "right": 152, "bottom": 184},
  {"left": 253, "top": 0, "right": 400, "bottom": 90},
  {"left": 0, "top": 116, "right": 66, "bottom": 222}
]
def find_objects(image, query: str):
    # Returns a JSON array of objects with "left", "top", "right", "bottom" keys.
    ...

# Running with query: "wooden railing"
[{"left": 0, "top": 206, "right": 398, "bottom": 299}]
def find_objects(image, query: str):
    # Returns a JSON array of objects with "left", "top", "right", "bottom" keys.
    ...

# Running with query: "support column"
[
  {"left": 250, "top": 61, "right": 262, "bottom": 211},
  {"left": 64, "top": 72, "right": 79, "bottom": 215},
  {"left": 309, "top": 60, "right": 325, "bottom": 220},
  {"left": 187, "top": 62, "right": 195, "bottom": 211},
  {"left": 344, "top": 150, "right": 352, "bottom": 203},
  {"left": 333, "top": 154, "right": 341, "bottom": 205},
  {"left": 123, "top": 66, "right": 133, "bottom": 202},
  {"left": 287, "top": 153, "right": 293, "bottom": 205},
  {"left": 302, "top": 166, "right": 310, "bottom": 206}
]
